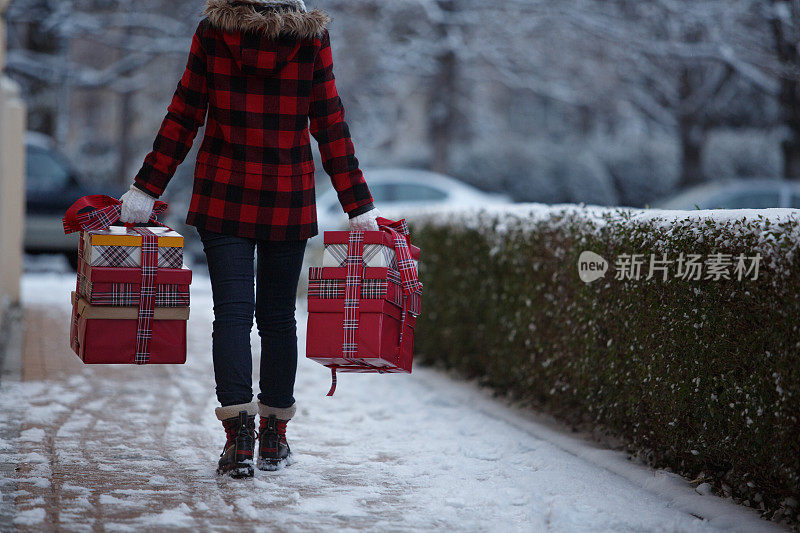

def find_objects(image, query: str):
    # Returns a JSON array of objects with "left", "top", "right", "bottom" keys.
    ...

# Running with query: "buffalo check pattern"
[{"left": 133, "top": 21, "right": 373, "bottom": 240}]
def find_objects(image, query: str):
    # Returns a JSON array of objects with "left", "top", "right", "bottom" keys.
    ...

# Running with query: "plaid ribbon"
[
  {"left": 379, "top": 219, "right": 423, "bottom": 367},
  {"left": 327, "top": 218, "right": 422, "bottom": 396},
  {"left": 326, "top": 230, "right": 365, "bottom": 396},
  {"left": 342, "top": 230, "right": 364, "bottom": 359},
  {"left": 133, "top": 227, "right": 158, "bottom": 364},
  {"left": 62, "top": 195, "right": 167, "bottom": 235},
  {"left": 377, "top": 218, "right": 423, "bottom": 297}
]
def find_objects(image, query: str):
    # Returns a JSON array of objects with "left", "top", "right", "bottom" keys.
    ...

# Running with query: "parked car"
[
  {"left": 654, "top": 179, "right": 800, "bottom": 210},
  {"left": 315, "top": 168, "right": 511, "bottom": 231},
  {"left": 24, "top": 132, "right": 125, "bottom": 269}
]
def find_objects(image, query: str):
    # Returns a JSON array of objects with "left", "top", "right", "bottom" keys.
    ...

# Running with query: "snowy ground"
[{"left": 0, "top": 271, "right": 785, "bottom": 532}]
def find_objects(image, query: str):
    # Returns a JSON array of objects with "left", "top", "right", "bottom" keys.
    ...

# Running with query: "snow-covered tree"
[
  {"left": 6, "top": 0, "right": 797, "bottom": 204},
  {"left": 765, "top": 0, "right": 800, "bottom": 179},
  {"left": 5, "top": 0, "right": 200, "bottom": 185}
]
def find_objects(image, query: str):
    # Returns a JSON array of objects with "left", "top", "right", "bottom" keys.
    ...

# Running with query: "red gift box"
[
  {"left": 77, "top": 263, "right": 192, "bottom": 307},
  {"left": 306, "top": 267, "right": 418, "bottom": 371},
  {"left": 306, "top": 221, "right": 423, "bottom": 395},
  {"left": 70, "top": 292, "right": 188, "bottom": 364}
]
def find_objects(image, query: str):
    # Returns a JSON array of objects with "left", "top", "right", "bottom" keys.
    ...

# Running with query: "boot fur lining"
[
  {"left": 205, "top": 0, "right": 330, "bottom": 38},
  {"left": 216, "top": 402, "right": 259, "bottom": 421},
  {"left": 258, "top": 402, "right": 297, "bottom": 420}
]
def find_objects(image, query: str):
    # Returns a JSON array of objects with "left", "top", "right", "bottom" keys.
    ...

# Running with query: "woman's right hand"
[{"left": 349, "top": 207, "right": 381, "bottom": 232}]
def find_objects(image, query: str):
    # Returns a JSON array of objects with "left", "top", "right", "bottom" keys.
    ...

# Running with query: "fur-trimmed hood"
[{"left": 204, "top": 0, "right": 330, "bottom": 39}]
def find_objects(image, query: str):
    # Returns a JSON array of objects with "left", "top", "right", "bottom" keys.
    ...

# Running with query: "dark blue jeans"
[{"left": 198, "top": 228, "right": 307, "bottom": 409}]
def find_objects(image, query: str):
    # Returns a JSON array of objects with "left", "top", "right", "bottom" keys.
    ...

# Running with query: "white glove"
[
  {"left": 349, "top": 207, "right": 381, "bottom": 232},
  {"left": 119, "top": 185, "right": 156, "bottom": 224}
]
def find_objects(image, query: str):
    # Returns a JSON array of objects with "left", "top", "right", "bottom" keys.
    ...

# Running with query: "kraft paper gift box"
[
  {"left": 69, "top": 292, "right": 188, "bottom": 364},
  {"left": 77, "top": 264, "right": 192, "bottom": 307},
  {"left": 306, "top": 266, "right": 420, "bottom": 373},
  {"left": 322, "top": 230, "right": 420, "bottom": 270},
  {"left": 81, "top": 226, "right": 184, "bottom": 269}
]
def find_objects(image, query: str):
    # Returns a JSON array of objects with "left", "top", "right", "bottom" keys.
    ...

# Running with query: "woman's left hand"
[
  {"left": 119, "top": 184, "right": 157, "bottom": 224},
  {"left": 349, "top": 207, "right": 381, "bottom": 232}
]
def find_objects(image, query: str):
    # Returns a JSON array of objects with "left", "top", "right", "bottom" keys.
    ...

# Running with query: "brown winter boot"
[
  {"left": 257, "top": 403, "right": 296, "bottom": 471},
  {"left": 216, "top": 402, "right": 258, "bottom": 478}
]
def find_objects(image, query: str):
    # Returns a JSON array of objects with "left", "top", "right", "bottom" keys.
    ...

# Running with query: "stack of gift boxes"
[
  {"left": 306, "top": 229, "right": 421, "bottom": 379},
  {"left": 70, "top": 225, "right": 191, "bottom": 364}
]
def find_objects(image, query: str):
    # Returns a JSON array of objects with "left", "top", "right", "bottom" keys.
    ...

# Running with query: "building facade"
[{"left": 0, "top": 0, "right": 26, "bottom": 322}]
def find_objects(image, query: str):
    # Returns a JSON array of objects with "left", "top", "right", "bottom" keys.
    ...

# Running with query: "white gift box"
[
  {"left": 80, "top": 226, "right": 184, "bottom": 269},
  {"left": 323, "top": 242, "right": 419, "bottom": 270}
]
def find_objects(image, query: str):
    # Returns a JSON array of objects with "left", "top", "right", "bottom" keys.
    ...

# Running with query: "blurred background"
[{"left": 2, "top": 0, "right": 800, "bottom": 268}]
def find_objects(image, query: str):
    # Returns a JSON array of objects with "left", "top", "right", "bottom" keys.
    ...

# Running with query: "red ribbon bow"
[
  {"left": 376, "top": 217, "right": 423, "bottom": 297},
  {"left": 63, "top": 194, "right": 167, "bottom": 234}
]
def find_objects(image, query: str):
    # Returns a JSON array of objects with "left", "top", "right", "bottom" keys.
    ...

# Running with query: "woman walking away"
[{"left": 118, "top": 0, "right": 379, "bottom": 478}]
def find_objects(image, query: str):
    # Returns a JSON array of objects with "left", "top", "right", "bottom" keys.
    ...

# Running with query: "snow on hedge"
[
  {"left": 404, "top": 202, "right": 800, "bottom": 527},
  {"left": 400, "top": 203, "right": 800, "bottom": 277}
]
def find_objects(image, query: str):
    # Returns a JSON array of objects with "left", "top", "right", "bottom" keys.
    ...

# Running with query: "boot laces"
[
  {"left": 221, "top": 414, "right": 257, "bottom": 452},
  {"left": 258, "top": 415, "right": 287, "bottom": 442}
]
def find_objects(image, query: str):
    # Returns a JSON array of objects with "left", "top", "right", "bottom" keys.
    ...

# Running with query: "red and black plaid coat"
[{"left": 134, "top": 5, "right": 373, "bottom": 240}]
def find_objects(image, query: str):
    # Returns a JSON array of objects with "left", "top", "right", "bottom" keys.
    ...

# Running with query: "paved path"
[{"left": 0, "top": 273, "right": 783, "bottom": 532}]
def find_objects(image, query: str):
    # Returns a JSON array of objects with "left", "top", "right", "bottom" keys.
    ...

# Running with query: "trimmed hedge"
[{"left": 407, "top": 205, "right": 800, "bottom": 525}]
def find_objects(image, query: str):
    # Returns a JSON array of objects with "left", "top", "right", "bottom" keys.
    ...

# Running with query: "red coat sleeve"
[
  {"left": 309, "top": 31, "right": 373, "bottom": 214},
  {"left": 134, "top": 22, "right": 209, "bottom": 198}
]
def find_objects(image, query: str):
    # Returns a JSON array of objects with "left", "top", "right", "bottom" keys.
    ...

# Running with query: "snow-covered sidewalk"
[{"left": 0, "top": 273, "right": 784, "bottom": 532}]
